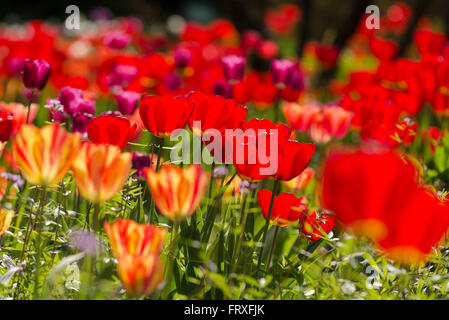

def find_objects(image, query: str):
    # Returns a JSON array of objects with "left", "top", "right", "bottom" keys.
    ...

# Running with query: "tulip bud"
[
  {"left": 59, "top": 86, "right": 84, "bottom": 115},
  {"left": 213, "top": 80, "right": 233, "bottom": 99},
  {"left": 103, "top": 30, "right": 131, "bottom": 50},
  {"left": 116, "top": 90, "right": 141, "bottom": 115},
  {"left": 173, "top": 47, "right": 193, "bottom": 68},
  {"left": 22, "top": 59, "right": 51, "bottom": 91},
  {"left": 221, "top": 55, "right": 246, "bottom": 83},
  {"left": 76, "top": 99, "right": 96, "bottom": 115},
  {"left": 132, "top": 152, "right": 151, "bottom": 178},
  {"left": 288, "top": 68, "right": 305, "bottom": 92},
  {"left": 164, "top": 73, "right": 182, "bottom": 91},
  {"left": 72, "top": 113, "right": 93, "bottom": 135},
  {"left": 270, "top": 59, "right": 295, "bottom": 89}
]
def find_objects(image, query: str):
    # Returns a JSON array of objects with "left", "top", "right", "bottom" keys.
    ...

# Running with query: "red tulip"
[
  {"left": 187, "top": 91, "right": 247, "bottom": 135},
  {"left": 369, "top": 37, "right": 398, "bottom": 61},
  {"left": 257, "top": 189, "right": 308, "bottom": 227},
  {"left": 233, "top": 119, "right": 291, "bottom": 181},
  {"left": 87, "top": 113, "right": 137, "bottom": 150},
  {"left": 274, "top": 139, "right": 315, "bottom": 181},
  {"left": 321, "top": 146, "right": 419, "bottom": 241},
  {"left": 139, "top": 95, "right": 193, "bottom": 138}
]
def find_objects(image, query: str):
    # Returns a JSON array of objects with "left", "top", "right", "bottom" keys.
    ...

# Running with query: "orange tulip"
[
  {"left": 71, "top": 142, "right": 132, "bottom": 203},
  {"left": 104, "top": 219, "right": 166, "bottom": 297},
  {"left": 144, "top": 164, "right": 209, "bottom": 221},
  {"left": 12, "top": 123, "right": 80, "bottom": 186},
  {"left": 0, "top": 209, "right": 13, "bottom": 236}
]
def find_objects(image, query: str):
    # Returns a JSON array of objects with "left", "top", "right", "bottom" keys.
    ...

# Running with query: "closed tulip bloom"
[
  {"left": 139, "top": 95, "right": 193, "bottom": 138},
  {"left": 59, "top": 86, "right": 83, "bottom": 116},
  {"left": 12, "top": 123, "right": 81, "bottom": 186},
  {"left": 258, "top": 189, "right": 308, "bottom": 227},
  {"left": 144, "top": 164, "right": 209, "bottom": 222},
  {"left": 0, "top": 209, "right": 14, "bottom": 236},
  {"left": 222, "top": 55, "right": 246, "bottom": 83},
  {"left": 72, "top": 113, "right": 93, "bottom": 135},
  {"left": 22, "top": 59, "right": 51, "bottom": 90},
  {"left": 173, "top": 47, "right": 193, "bottom": 69},
  {"left": 213, "top": 80, "right": 233, "bottom": 99},
  {"left": 188, "top": 91, "right": 247, "bottom": 135},
  {"left": 87, "top": 113, "right": 137, "bottom": 150},
  {"left": 104, "top": 219, "right": 166, "bottom": 297},
  {"left": 103, "top": 30, "right": 131, "bottom": 50},
  {"left": 116, "top": 90, "right": 141, "bottom": 115},
  {"left": 270, "top": 59, "right": 295, "bottom": 88},
  {"left": 71, "top": 142, "right": 132, "bottom": 203},
  {"left": 233, "top": 119, "right": 291, "bottom": 181},
  {"left": 274, "top": 139, "right": 315, "bottom": 181}
]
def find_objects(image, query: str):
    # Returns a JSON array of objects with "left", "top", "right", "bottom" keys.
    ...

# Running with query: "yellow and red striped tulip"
[
  {"left": 104, "top": 219, "right": 166, "bottom": 297},
  {"left": 0, "top": 208, "right": 13, "bottom": 236},
  {"left": 12, "top": 123, "right": 80, "bottom": 186},
  {"left": 71, "top": 142, "right": 132, "bottom": 203},
  {"left": 144, "top": 164, "right": 210, "bottom": 222}
]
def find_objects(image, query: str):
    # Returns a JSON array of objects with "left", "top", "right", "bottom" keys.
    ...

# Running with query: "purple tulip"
[
  {"left": 76, "top": 99, "right": 96, "bottom": 115},
  {"left": 103, "top": 30, "right": 131, "bottom": 50},
  {"left": 288, "top": 68, "right": 305, "bottom": 92},
  {"left": 59, "top": 86, "right": 84, "bottom": 115},
  {"left": 164, "top": 73, "right": 182, "bottom": 91},
  {"left": 116, "top": 90, "right": 141, "bottom": 115},
  {"left": 72, "top": 113, "right": 93, "bottom": 135},
  {"left": 173, "top": 47, "right": 193, "bottom": 69},
  {"left": 221, "top": 55, "right": 246, "bottom": 83},
  {"left": 213, "top": 80, "right": 233, "bottom": 99},
  {"left": 132, "top": 152, "right": 151, "bottom": 178},
  {"left": 109, "top": 64, "right": 138, "bottom": 87},
  {"left": 270, "top": 59, "right": 295, "bottom": 89},
  {"left": 22, "top": 59, "right": 51, "bottom": 90}
]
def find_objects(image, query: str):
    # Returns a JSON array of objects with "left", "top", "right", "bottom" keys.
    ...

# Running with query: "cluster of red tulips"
[{"left": 0, "top": 1, "right": 449, "bottom": 299}]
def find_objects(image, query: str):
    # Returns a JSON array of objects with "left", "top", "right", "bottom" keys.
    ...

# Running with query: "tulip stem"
[
  {"left": 266, "top": 225, "right": 280, "bottom": 272},
  {"left": 231, "top": 189, "right": 250, "bottom": 273},
  {"left": 148, "top": 137, "right": 163, "bottom": 224},
  {"left": 26, "top": 90, "right": 34, "bottom": 124},
  {"left": 33, "top": 186, "right": 47, "bottom": 300},
  {"left": 257, "top": 179, "right": 280, "bottom": 276},
  {"left": 162, "top": 221, "right": 180, "bottom": 299}
]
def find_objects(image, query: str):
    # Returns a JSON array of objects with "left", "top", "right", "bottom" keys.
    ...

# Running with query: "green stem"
[
  {"left": 162, "top": 221, "right": 180, "bottom": 299},
  {"left": 266, "top": 225, "right": 280, "bottom": 272},
  {"left": 231, "top": 190, "right": 249, "bottom": 273},
  {"left": 32, "top": 186, "right": 48, "bottom": 300},
  {"left": 26, "top": 90, "right": 34, "bottom": 124},
  {"left": 257, "top": 179, "right": 280, "bottom": 275}
]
